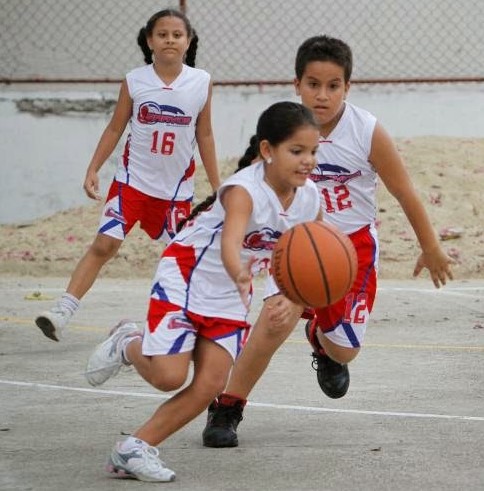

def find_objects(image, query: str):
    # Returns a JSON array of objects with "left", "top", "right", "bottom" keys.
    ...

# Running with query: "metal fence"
[{"left": 1, "top": 0, "right": 484, "bottom": 84}]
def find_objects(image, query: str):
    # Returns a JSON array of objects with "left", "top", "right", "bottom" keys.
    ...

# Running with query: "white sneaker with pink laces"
[
  {"left": 107, "top": 441, "right": 175, "bottom": 482},
  {"left": 84, "top": 320, "right": 141, "bottom": 386}
]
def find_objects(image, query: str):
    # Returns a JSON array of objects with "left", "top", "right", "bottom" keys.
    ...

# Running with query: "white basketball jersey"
[
  {"left": 311, "top": 102, "right": 377, "bottom": 234},
  {"left": 151, "top": 162, "right": 321, "bottom": 320},
  {"left": 115, "top": 64, "right": 210, "bottom": 200}
]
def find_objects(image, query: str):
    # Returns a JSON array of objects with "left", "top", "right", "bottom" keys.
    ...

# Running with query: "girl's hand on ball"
[{"left": 235, "top": 256, "right": 257, "bottom": 310}]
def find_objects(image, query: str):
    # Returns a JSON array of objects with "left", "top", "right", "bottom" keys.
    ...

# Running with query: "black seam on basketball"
[
  {"left": 316, "top": 222, "right": 355, "bottom": 293},
  {"left": 285, "top": 228, "right": 306, "bottom": 304},
  {"left": 303, "top": 222, "right": 332, "bottom": 305}
]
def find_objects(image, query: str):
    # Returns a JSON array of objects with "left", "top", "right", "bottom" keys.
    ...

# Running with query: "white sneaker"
[
  {"left": 106, "top": 442, "right": 176, "bottom": 482},
  {"left": 84, "top": 320, "right": 141, "bottom": 386},
  {"left": 35, "top": 306, "right": 72, "bottom": 341}
]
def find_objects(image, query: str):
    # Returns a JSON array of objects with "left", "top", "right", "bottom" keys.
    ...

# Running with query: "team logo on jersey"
[
  {"left": 243, "top": 228, "right": 282, "bottom": 251},
  {"left": 104, "top": 207, "right": 127, "bottom": 224},
  {"left": 167, "top": 315, "right": 195, "bottom": 331},
  {"left": 310, "top": 163, "right": 362, "bottom": 184},
  {"left": 137, "top": 102, "right": 192, "bottom": 126}
]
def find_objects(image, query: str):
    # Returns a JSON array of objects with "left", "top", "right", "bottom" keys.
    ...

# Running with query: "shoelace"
[
  {"left": 310, "top": 352, "right": 324, "bottom": 371},
  {"left": 138, "top": 446, "right": 169, "bottom": 470},
  {"left": 311, "top": 353, "right": 345, "bottom": 375}
]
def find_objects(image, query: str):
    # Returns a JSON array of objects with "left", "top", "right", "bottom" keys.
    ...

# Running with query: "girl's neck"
[
  {"left": 319, "top": 102, "right": 346, "bottom": 139},
  {"left": 152, "top": 61, "right": 184, "bottom": 85},
  {"left": 264, "top": 168, "right": 295, "bottom": 209}
]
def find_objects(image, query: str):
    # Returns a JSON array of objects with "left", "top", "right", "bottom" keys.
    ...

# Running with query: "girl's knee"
[
  {"left": 325, "top": 344, "right": 359, "bottom": 364},
  {"left": 150, "top": 372, "right": 186, "bottom": 392},
  {"left": 202, "top": 373, "right": 228, "bottom": 397},
  {"left": 258, "top": 297, "right": 302, "bottom": 339},
  {"left": 260, "top": 311, "right": 300, "bottom": 340},
  {"left": 192, "top": 372, "right": 228, "bottom": 401},
  {"left": 265, "top": 319, "right": 294, "bottom": 338},
  {"left": 89, "top": 235, "right": 121, "bottom": 259}
]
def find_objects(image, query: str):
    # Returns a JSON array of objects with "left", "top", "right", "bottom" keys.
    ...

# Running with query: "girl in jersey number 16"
[
  {"left": 35, "top": 9, "right": 220, "bottom": 342},
  {"left": 83, "top": 101, "right": 322, "bottom": 481}
]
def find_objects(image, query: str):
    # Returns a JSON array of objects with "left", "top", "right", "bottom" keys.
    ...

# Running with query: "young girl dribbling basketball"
[
  {"left": 82, "top": 101, "right": 322, "bottom": 481},
  {"left": 35, "top": 9, "right": 220, "bottom": 341}
]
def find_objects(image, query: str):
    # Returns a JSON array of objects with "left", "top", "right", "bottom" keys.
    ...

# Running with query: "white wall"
[{"left": 1, "top": 83, "right": 483, "bottom": 224}]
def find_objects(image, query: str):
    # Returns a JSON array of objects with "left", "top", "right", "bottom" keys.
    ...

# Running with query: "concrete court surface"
[{"left": 0, "top": 276, "right": 483, "bottom": 491}]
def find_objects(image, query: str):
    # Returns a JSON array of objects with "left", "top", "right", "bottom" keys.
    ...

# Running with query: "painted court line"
[
  {"left": 2, "top": 316, "right": 483, "bottom": 351},
  {"left": 1, "top": 379, "right": 483, "bottom": 422},
  {"left": 2, "top": 284, "right": 484, "bottom": 294}
]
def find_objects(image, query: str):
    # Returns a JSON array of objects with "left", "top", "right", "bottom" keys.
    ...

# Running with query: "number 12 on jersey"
[
  {"left": 321, "top": 185, "right": 352, "bottom": 213},
  {"left": 151, "top": 131, "right": 175, "bottom": 155}
]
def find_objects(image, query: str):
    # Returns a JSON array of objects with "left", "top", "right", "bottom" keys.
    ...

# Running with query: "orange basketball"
[{"left": 271, "top": 221, "right": 357, "bottom": 308}]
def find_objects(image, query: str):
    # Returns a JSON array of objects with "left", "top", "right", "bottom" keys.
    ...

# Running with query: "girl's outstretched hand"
[
  {"left": 413, "top": 246, "right": 455, "bottom": 288},
  {"left": 235, "top": 256, "right": 258, "bottom": 310}
]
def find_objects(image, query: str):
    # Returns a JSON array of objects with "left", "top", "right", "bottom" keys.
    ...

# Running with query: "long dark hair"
[
  {"left": 176, "top": 102, "right": 318, "bottom": 232},
  {"left": 137, "top": 9, "right": 198, "bottom": 67}
]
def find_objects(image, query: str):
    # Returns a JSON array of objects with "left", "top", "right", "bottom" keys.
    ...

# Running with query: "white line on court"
[
  {"left": 2, "top": 284, "right": 484, "bottom": 295},
  {"left": 377, "top": 287, "right": 484, "bottom": 299},
  {"left": 1, "top": 379, "right": 483, "bottom": 423}
]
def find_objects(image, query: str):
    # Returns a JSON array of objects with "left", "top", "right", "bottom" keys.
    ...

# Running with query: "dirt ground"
[{"left": 1, "top": 136, "right": 483, "bottom": 281}]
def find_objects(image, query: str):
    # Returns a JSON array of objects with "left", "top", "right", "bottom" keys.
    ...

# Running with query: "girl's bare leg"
[
  {"left": 132, "top": 337, "right": 234, "bottom": 446},
  {"left": 224, "top": 297, "right": 303, "bottom": 398}
]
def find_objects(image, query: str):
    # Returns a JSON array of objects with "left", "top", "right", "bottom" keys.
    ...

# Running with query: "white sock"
[
  {"left": 119, "top": 436, "right": 149, "bottom": 452},
  {"left": 57, "top": 293, "right": 80, "bottom": 314},
  {"left": 120, "top": 334, "right": 142, "bottom": 365}
]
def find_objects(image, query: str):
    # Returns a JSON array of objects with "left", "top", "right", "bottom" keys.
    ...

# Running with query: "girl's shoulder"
[
  {"left": 126, "top": 64, "right": 152, "bottom": 78},
  {"left": 344, "top": 102, "right": 377, "bottom": 125},
  {"left": 221, "top": 162, "right": 261, "bottom": 189},
  {"left": 182, "top": 64, "right": 211, "bottom": 82}
]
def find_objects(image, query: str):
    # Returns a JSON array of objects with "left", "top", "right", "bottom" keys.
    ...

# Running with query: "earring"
[{"left": 266, "top": 157, "right": 272, "bottom": 164}]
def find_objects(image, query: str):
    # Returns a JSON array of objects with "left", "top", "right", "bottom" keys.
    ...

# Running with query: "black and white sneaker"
[
  {"left": 305, "top": 319, "right": 350, "bottom": 399},
  {"left": 202, "top": 399, "right": 244, "bottom": 448}
]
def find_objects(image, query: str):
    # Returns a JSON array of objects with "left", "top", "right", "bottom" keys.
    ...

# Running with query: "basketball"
[{"left": 271, "top": 221, "right": 358, "bottom": 308}]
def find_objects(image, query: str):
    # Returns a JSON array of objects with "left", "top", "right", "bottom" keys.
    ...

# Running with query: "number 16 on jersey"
[{"left": 151, "top": 131, "right": 175, "bottom": 156}]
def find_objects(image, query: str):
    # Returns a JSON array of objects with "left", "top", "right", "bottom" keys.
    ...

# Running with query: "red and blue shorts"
[
  {"left": 98, "top": 180, "right": 191, "bottom": 242},
  {"left": 313, "top": 225, "right": 379, "bottom": 349},
  {"left": 142, "top": 298, "right": 252, "bottom": 362}
]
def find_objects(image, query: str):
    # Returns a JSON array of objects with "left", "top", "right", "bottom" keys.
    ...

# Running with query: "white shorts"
[{"left": 143, "top": 299, "right": 251, "bottom": 361}]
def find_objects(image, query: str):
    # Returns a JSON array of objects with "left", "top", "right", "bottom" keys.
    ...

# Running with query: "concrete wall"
[{"left": 1, "top": 83, "right": 483, "bottom": 224}]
